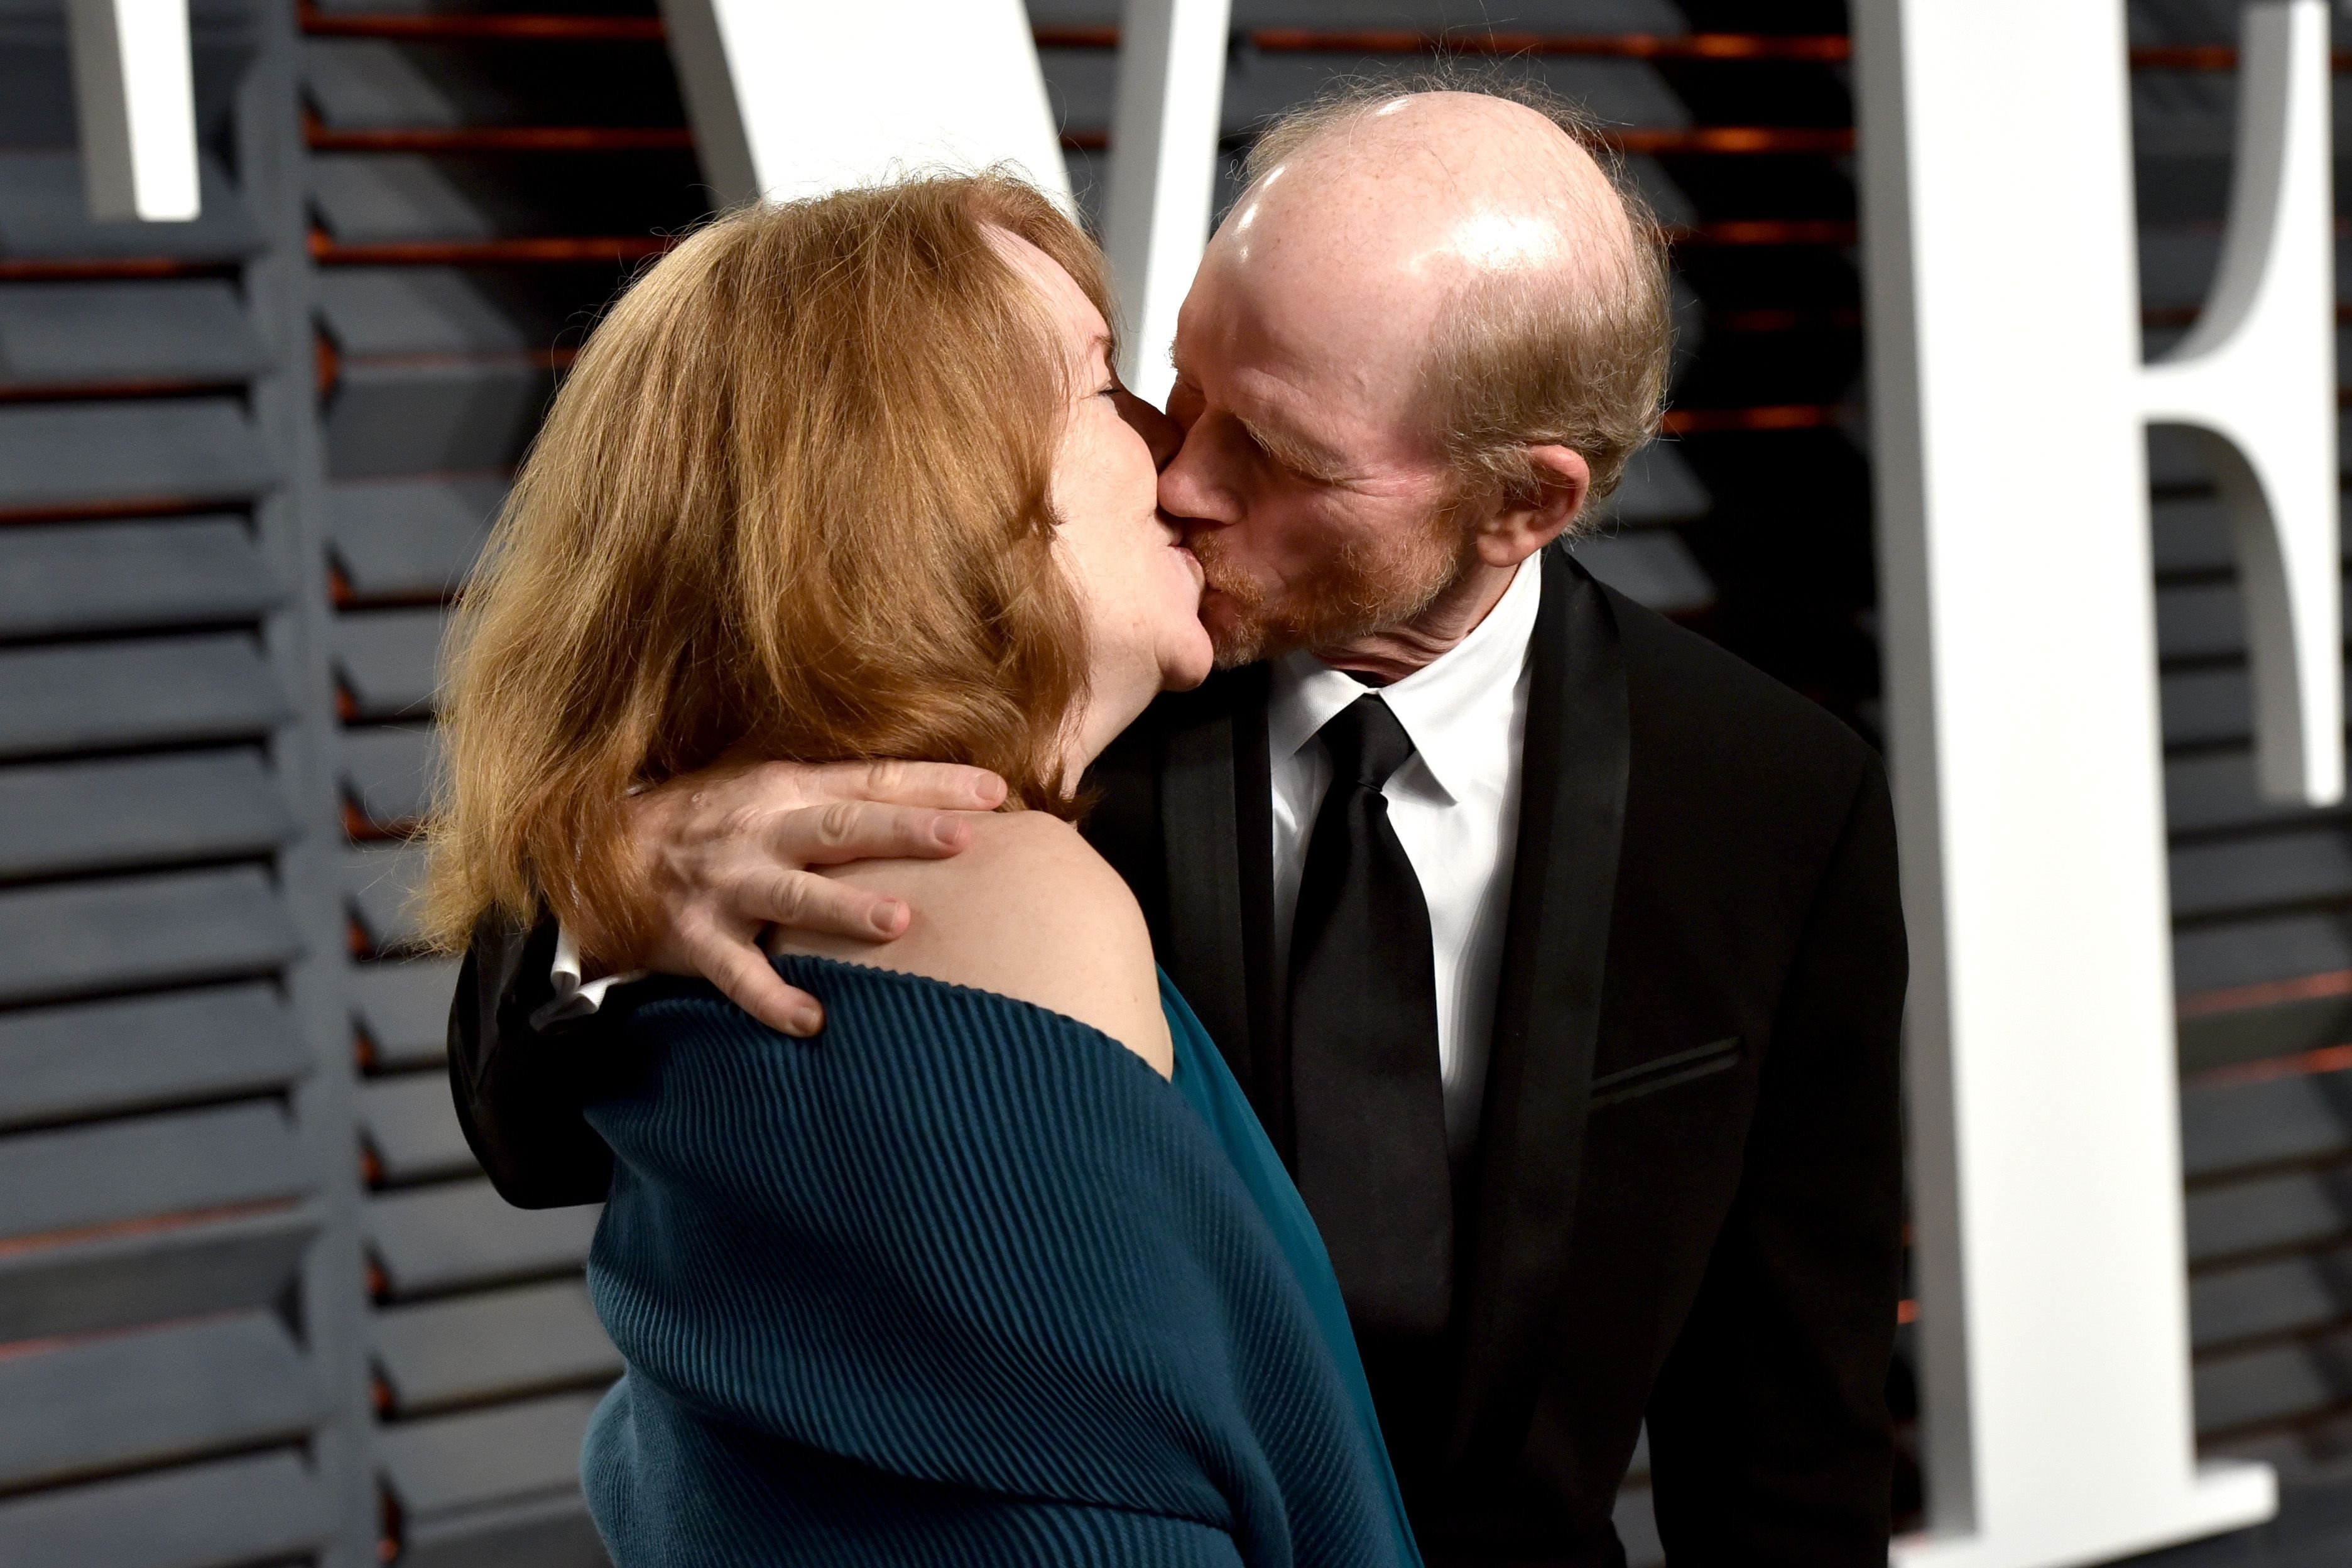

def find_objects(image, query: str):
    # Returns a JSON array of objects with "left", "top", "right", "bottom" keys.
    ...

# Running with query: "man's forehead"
[
  {"left": 1177, "top": 300, "right": 1434, "bottom": 479},
  {"left": 1192, "top": 241, "right": 1424, "bottom": 369}
]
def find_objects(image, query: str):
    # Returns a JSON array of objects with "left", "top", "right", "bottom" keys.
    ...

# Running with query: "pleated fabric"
[{"left": 579, "top": 954, "right": 1417, "bottom": 1568}]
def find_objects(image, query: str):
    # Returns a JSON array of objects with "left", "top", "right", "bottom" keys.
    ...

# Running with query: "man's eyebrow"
[
  {"left": 1234, "top": 409, "right": 1351, "bottom": 484},
  {"left": 1165, "top": 351, "right": 1352, "bottom": 482}
]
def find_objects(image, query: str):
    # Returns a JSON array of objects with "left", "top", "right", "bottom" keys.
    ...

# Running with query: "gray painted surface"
[{"left": 0, "top": 3, "right": 377, "bottom": 1564}]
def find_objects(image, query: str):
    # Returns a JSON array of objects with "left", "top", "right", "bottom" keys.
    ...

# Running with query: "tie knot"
[{"left": 1320, "top": 695, "right": 1416, "bottom": 792}]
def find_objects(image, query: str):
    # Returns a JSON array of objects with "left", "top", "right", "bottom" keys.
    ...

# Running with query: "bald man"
[{"left": 450, "top": 89, "right": 1905, "bottom": 1568}]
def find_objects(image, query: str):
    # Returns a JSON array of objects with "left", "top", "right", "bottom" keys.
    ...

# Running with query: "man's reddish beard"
[{"left": 1190, "top": 507, "right": 1473, "bottom": 668}]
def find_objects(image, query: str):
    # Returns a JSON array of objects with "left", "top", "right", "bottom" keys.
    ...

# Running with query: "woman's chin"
[{"left": 1161, "top": 632, "right": 1216, "bottom": 692}]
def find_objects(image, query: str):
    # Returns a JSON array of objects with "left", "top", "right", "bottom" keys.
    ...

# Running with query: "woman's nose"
[{"left": 1113, "top": 388, "right": 1183, "bottom": 471}]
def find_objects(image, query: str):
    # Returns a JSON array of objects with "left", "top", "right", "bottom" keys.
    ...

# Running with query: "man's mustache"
[{"left": 1180, "top": 526, "right": 1265, "bottom": 613}]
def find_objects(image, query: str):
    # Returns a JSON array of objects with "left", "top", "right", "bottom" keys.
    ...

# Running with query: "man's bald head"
[
  {"left": 1158, "top": 84, "right": 1672, "bottom": 671},
  {"left": 1207, "top": 86, "right": 1670, "bottom": 505}
]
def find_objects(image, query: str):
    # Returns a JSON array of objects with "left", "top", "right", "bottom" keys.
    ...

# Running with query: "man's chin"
[{"left": 1202, "top": 592, "right": 1277, "bottom": 670}]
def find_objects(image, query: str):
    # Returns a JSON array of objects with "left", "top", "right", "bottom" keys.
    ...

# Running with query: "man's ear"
[{"left": 1470, "top": 444, "right": 1591, "bottom": 567}]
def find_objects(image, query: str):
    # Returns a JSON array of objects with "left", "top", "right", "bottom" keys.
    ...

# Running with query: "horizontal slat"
[
  {"left": 2196, "top": 1325, "right": 2352, "bottom": 1434},
  {"left": 367, "top": 1179, "right": 599, "bottom": 1298},
  {"left": 0, "top": 399, "right": 273, "bottom": 509},
  {"left": 0, "top": 1100, "right": 308, "bottom": 1243},
  {"left": 2142, "top": 228, "right": 2226, "bottom": 313},
  {"left": 2166, "top": 748, "right": 2344, "bottom": 836},
  {"left": 2187, "top": 1168, "right": 2352, "bottom": 1266},
  {"left": 2191, "top": 1242, "right": 2352, "bottom": 1349},
  {"left": 2158, "top": 580, "right": 2245, "bottom": 662},
  {"left": 2182, "top": 1068, "right": 2352, "bottom": 1179},
  {"left": 0, "top": 280, "right": 268, "bottom": 389},
  {"left": 0, "top": 1310, "right": 325, "bottom": 1492},
  {"left": 2151, "top": 412, "right": 2352, "bottom": 489},
  {"left": 0, "top": 152, "right": 261, "bottom": 262},
  {"left": 1597, "top": 440, "right": 1711, "bottom": 528},
  {"left": 316, "top": 266, "right": 569, "bottom": 356},
  {"left": 0, "top": 866, "right": 302, "bottom": 1007},
  {"left": 2197, "top": 1418, "right": 2352, "bottom": 1494},
  {"left": 1214, "top": 51, "right": 1690, "bottom": 141},
  {"left": 2172, "top": 829, "right": 2352, "bottom": 921},
  {"left": 0, "top": 1447, "right": 334, "bottom": 1568},
  {"left": 2151, "top": 494, "right": 2235, "bottom": 576},
  {"left": 372, "top": 1278, "right": 616, "bottom": 1415},
  {"left": 0, "top": 634, "right": 289, "bottom": 760},
  {"left": 2138, "top": 67, "right": 2352, "bottom": 158},
  {"left": 344, "top": 722, "right": 435, "bottom": 826},
  {"left": 329, "top": 477, "right": 503, "bottom": 599},
  {"left": 377, "top": 1390, "right": 605, "bottom": 1523},
  {"left": 325, "top": 357, "right": 553, "bottom": 479},
  {"left": 1572, "top": 529, "right": 1714, "bottom": 615},
  {"left": 0, "top": 1201, "right": 317, "bottom": 1344},
  {"left": 0, "top": 750, "right": 295, "bottom": 881},
  {"left": 2159, "top": 575, "right": 2352, "bottom": 664},
  {"left": 303, "top": 31, "right": 687, "bottom": 133},
  {"left": 353, "top": 956, "right": 458, "bottom": 1069},
  {"left": 398, "top": 1491, "right": 607, "bottom": 1568},
  {"left": 347, "top": 840, "right": 428, "bottom": 949},
  {"left": 0, "top": 517, "right": 281, "bottom": 638},
  {"left": 359, "top": 1070, "right": 475, "bottom": 1184},
  {"left": 337, "top": 607, "right": 445, "bottom": 719},
  {"left": 2181, "top": 989, "right": 2352, "bottom": 1078},
  {"left": 2164, "top": 667, "right": 2257, "bottom": 749},
  {"left": 0, "top": 983, "right": 308, "bottom": 1133},
  {"left": 305, "top": 150, "right": 695, "bottom": 244},
  {"left": 2175, "top": 910, "right": 2352, "bottom": 997}
]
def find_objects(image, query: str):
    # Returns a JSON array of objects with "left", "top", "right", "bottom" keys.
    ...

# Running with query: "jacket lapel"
[
  {"left": 1154, "top": 665, "right": 1281, "bottom": 1123},
  {"left": 1448, "top": 547, "right": 1631, "bottom": 1465}
]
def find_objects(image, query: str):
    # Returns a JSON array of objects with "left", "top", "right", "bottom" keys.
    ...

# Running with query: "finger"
[
  {"left": 770, "top": 799, "right": 978, "bottom": 868},
  {"left": 731, "top": 864, "right": 912, "bottom": 942},
  {"left": 692, "top": 928, "right": 825, "bottom": 1037},
  {"left": 810, "top": 759, "right": 1006, "bottom": 810}
]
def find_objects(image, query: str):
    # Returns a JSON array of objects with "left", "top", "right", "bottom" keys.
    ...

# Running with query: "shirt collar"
[{"left": 1267, "top": 554, "right": 1544, "bottom": 804}]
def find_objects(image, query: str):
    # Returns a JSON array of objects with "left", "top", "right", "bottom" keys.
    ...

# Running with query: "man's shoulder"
[{"left": 1597, "top": 582, "right": 1880, "bottom": 806}]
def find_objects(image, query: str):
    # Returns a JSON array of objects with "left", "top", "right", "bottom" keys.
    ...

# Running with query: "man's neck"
[{"left": 1309, "top": 557, "right": 1519, "bottom": 685}]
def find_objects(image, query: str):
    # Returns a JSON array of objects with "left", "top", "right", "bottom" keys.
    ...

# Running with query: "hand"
[{"left": 610, "top": 758, "right": 1006, "bottom": 1036}]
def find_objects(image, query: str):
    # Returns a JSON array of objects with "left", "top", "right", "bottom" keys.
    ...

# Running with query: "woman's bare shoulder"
[{"left": 785, "top": 812, "right": 1172, "bottom": 1076}]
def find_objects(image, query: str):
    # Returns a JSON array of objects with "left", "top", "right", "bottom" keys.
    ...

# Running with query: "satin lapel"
[
  {"left": 1448, "top": 547, "right": 1631, "bottom": 1466},
  {"left": 1157, "top": 665, "right": 1277, "bottom": 1115}
]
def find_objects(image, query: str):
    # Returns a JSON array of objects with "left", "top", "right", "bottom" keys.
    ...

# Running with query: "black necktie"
[{"left": 1287, "top": 694, "right": 1453, "bottom": 1339}]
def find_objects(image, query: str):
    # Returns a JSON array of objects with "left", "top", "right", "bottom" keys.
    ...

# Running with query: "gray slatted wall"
[
  {"left": 2134, "top": 0, "right": 2352, "bottom": 1511},
  {"left": 0, "top": 1, "right": 376, "bottom": 1565},
  {"left": 300, "top": 1, "right": 702, "bottom": 1560}
]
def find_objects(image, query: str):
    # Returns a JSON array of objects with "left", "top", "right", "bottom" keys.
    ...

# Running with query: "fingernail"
[
  {"left": 872, "top": 900, "right": 908, "bottom": 935},
  {"left": 787, "top": 1008, "right": 823, "bottom": 1038},
  {"left": 975, "top": 776, "right": 1007, "bottom": 805}
]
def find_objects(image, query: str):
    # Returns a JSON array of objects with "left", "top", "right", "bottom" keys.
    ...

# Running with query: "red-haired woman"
[{"left": 421, "top": 176, "right": 1419, "bottom": 1568}]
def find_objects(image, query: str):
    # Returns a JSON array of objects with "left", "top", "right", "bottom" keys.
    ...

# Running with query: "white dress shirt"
[
  {"left": 1266, "top": 558, "right": 1542, "bottom": 1160},
  {"left": 546, "top": 559, "right": 1545, "bottom": 1158}
]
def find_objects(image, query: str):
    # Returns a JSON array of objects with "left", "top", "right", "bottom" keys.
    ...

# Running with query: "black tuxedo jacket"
[{"left": 449, "top": 547, "right": 1907, "bottom": 1568}]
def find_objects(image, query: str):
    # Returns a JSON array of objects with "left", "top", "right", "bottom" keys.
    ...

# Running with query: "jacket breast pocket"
[{"left": 1587, "top": 1035, "right": 1742, "bottom": 1111}]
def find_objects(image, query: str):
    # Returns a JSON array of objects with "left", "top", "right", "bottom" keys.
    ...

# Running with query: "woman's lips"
[{"left": 1172, "top": 542, "right": 1205, "bottom": 586}]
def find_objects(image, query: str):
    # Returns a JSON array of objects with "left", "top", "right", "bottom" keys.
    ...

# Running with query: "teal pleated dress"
[{"left": 580, "top": 954, "right": 1422, "bottom": 1568}]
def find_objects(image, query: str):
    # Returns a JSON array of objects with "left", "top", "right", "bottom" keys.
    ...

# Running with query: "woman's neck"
[{"left": 1057, "top": 671, "right": 1160, "bottom": 794}]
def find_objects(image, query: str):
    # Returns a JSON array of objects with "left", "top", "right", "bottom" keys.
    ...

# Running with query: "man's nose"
[
  {"left": 1112, "top": 388, "right": 1182, "bottom": 470},
  {"left": 1157, "top": 429, "right": 1235, "bottom": 530}
]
